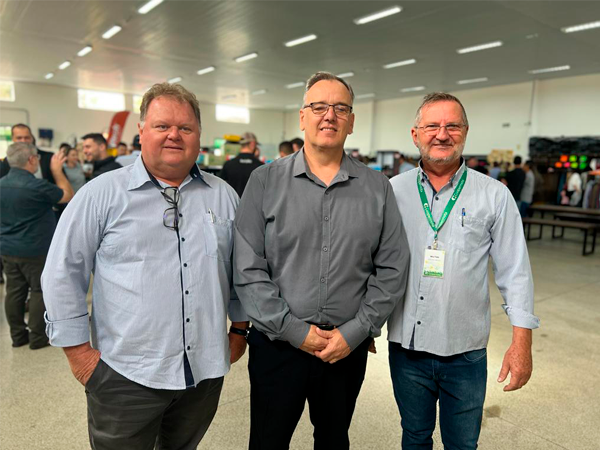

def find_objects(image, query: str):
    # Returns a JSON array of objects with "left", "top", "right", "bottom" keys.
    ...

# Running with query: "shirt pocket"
[
  {"left": 451, "top": 212, "right": 486, "bottom": 253},
  {"left": 204, "top": 213, "right": 233, "bottom": 261}
]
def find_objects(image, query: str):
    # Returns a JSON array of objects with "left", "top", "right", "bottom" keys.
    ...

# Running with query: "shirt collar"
[
  {"left": 292, "top": 147, "right": 359, "bottom": 181},
  {"left": 127, "top": 155, "right": 209, "bottom": 191},
  {"left": 418, "top": 157, "right": 466, "bottom": 188},
  {"left": 7, "top": 167, "right": 34, "bottom": 178}
]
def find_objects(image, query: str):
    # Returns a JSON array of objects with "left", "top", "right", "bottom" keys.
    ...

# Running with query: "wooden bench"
[
  {"left": 522, "top": 217, "right": 599, "bottom": 256},
  {"left": 553, "top": 213, "right": 600, "bottom": 225}
]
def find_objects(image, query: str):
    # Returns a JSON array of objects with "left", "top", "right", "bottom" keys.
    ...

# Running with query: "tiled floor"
[{"left": 1, "top": 228, "right": 599, "bottom": 449}]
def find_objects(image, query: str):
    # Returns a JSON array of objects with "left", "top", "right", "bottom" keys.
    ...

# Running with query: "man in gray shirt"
[
  {"left": 388, "top": 92, "right": 539, "bottom": 449},
  {"left": 234, "top": 72, "right": 409, "bottom": 449},
  {"left": 42, "top": 83, "right": 248, "bottom": 449}
]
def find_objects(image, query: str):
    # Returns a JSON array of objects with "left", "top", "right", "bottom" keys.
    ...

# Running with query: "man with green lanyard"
[{"left": 387, "top": 92, "right": 539, "bottom": 449}]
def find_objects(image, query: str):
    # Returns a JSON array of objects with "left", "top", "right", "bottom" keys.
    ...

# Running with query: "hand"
[
  {"left": 229, "top": 332, "right": 247, "bottom": 364},
  {"left": 299, "top": 325, "right": 329, "bottom": 355},
  {"left": 63, "top": 342, "right": 101, "bottom": 386},
  {"left": 50, "top": 152, "right": 67, "bottom": 173},
  {"left": 314, "top": 328, "right": 351, "bottom": 364},
  {"left": 498, "top": 327, "right": 533, "bottom": 392},
  {"left": 368, "top": 338, "right": 377, "bottom": 354}
]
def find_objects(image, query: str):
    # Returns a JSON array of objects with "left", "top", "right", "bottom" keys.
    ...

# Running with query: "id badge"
[{"left": 423, "top": 248, "right": 445, "bottom": 278}]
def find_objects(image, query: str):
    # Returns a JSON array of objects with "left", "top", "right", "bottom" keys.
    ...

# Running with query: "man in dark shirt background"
[
  {"left": 0, "top": 124, "right": 55, "bottom": 184},
  {"left": 504, "top": 156, "right": 526, "bottom": 202},
  {"left": 278, "top": 141, "right": 294, "bottom": 158},
  {"left": 290, "top": 137, "right": 304, "bottom": 153},
  {"left": 81, "top": 133, "right": 121, "bottom": 179},
  {"left": 219, "top": 132, "right": 263, "bottom": 197},
  {"left": 0, "top": 142, "right": 73, "bottom": 349}
]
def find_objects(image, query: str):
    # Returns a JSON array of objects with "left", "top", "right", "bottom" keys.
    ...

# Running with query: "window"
[
  {"left": 0, "top": 81, "right": 15, "bottom": 102},
  {"left": 216, "top": 104, "right": 250, "bottom": 124},
  {"left": 78, "top": 89, "right": 125, "bottom": 112},
  {"left": 132, "top": 94, "right": 143, "bottom": 114}
]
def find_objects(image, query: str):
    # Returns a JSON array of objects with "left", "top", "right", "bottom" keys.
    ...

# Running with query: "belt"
[{"left": 308, "top": 322, "right": 336, "bottom": 331}]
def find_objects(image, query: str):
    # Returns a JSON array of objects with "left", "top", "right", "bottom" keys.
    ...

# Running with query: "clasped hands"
[{"left": 299, "top": 325, "right": 352, "bottom": 364}]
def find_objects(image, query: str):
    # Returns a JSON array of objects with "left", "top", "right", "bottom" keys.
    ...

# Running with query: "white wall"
[{"left": 284, "top": 73, "right": 600, "bottom": 158}]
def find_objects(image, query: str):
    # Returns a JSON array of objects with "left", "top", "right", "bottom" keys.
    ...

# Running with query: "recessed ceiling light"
[
  {"left": 456, "top": 41, "right": 503, "bottom": 54},
  {"left": 251, "top": 89, "right": 268, "bottom": 96},
  {"left": 528, "top": 65, "right": 570, "bottom": 74},
  {"left": 197, "top": 66, "right": 216, "bottom": 75},
  {"left": 354, "top": 6, "right": 402, "bottom": 25},
  {"left": 457, "top": 77, "right": 488, "bottom": 85},
  {"left": 138, "top": 0, "right": 164, "bottom": 14},
  {"left": 102, "top": 25, "right": 122, "bottom": 40},
  {"left": 383, "top": 59, "right": 416, "bottom": 69},
  {"left": 235, "top": 52, "right": 258, "bottom": 63},
  {"left": 44, "top": 73, "right": 54, "bottom": 80},
  {"left": 285, "top": 82, "right": 305, "bottom": 89},
  {"left": 77, "top": 46, "right": 93, "bottom": 57},
  {"left": 168, "top": 76, "right": 183, "bottom": 83},
  {"left": 284, "top": 34, "right": 318, "bottom": 47},
  {"left": 336, "top": 72, "right": 355, "bottom": 78},
  {"left": 285, "top": 104, "right": 300, "bottom": 109},
  {"left": 355, "top": 93, "right": 375, "bottom": 99},
  {"left": 58, "top": 61, "right": 71, "bottom": 70},
  {"left": 401, "top": 86, "right": 426, "bottom": 93},
  {"left": 561, "top": 20, "right": 600, "bottom": 33}
]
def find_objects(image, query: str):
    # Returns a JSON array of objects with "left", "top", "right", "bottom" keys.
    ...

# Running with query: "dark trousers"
[
  {"left": 248, "top": 327, "right": 370, "bottom": 450},
  {"left": 1, "top": 255, "right": 47, "bottom": 347},
  {"left": 86, "top": 360, "right": 223, "bottom": 450},
  {"left": 389, "top": 343, "right": 487, "bottom": 450}
]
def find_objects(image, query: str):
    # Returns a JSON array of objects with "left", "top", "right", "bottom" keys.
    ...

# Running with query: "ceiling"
[{"left": 2, "top": 0, "right": 600, "bottom": 110}]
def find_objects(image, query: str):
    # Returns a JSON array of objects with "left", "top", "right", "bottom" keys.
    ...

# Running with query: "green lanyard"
[{"left": 417, "top": 169, "right": 467, "bottom": 249}]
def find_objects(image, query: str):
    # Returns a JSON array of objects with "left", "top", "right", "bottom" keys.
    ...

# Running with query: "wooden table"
[{"left": 529, "top": 204, "right": 600, "bottom": 218}]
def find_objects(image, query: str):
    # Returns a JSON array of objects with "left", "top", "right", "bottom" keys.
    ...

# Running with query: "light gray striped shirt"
[
  {"left": 388, "top": 161, "right": 539, "bottom": 356},
  {"left": 42, "top": 156, "right": 247, "bottom": 390}
]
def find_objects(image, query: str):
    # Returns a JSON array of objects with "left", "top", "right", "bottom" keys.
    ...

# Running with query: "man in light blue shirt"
[
  {"left": 42, "top": 83, "right": 248, "bottom": 450},
  {"left": 388, "top": 92, "right": 539, "bottom": 449}
]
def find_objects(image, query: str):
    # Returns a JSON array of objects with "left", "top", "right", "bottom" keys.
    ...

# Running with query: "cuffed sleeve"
[{"left": 44, "top": 312, "right": 90, "bottom": 347}]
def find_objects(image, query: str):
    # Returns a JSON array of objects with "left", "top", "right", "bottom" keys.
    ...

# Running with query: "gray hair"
[
  {"left": 139, "top": 82, "right": 201, "bottom": 131},
  {"left": 414, "top": 92, "right": 469, "bottom": 127},
  {"left": 303, "top": 72, "right": 355, "bottom": 105},
  {"left": 6, "top": 142, "right": 37, "bottom": 168}
]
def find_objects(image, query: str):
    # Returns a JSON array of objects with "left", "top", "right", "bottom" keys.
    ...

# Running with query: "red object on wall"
[{"left": 107, "top": 111, "right": 130, "bottom": 149}]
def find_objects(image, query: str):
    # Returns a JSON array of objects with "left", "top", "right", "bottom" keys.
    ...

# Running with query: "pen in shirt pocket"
[
  {"left": 208, "top": 208, "right": 215, "bottom": 223},
  {"left": 462, "top": 208, "right": 465, "bottom": 227}
]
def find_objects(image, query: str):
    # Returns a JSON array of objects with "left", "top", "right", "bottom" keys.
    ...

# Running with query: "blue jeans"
[{"left": 389, "top": 343, "right": 487, "bottom": 449}]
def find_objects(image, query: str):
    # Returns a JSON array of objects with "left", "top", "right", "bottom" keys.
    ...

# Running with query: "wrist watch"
[{"left": 229, "top": 326, "right": 249, "bottom": 339}]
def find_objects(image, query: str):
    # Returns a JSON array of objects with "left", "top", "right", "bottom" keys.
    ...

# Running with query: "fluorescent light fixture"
[
  {"left": 383, "top": 58, "right": 416, "bottom": 69},
  {"left": 457, "top": 77, "right": 488, "bottom": 85},
  {"left": 285, "top": 82, "right": 305, "bottom": 89},
  {"left": 222, "top": 94, "right": 237, "bottom": 101},
  {"left": 251, "top": 89, "right": 267, "bottom": 96},
  {"left": 168, "top": 77, "right": 183, "bottom": 84},
  {"left": 58, "top": 61, "right": 71, "bottom": 70},
  {"left": 216, "top": 104, "right": 250, "bottom": 124},
  {"left": 235, "top": 52, "right": 258, "bottom": 63},
  {"left": 77, "top": 46, "right": 93, "bottom": 57},
  {"left": 197, "top": 66, "right": 216, "bottom": 75},
  {"left": 457, "top": 41, "right": 503, "bottom": 54},
  {"left": 102, "top": 25, "right": 122, "bottom": 39},
  {"left": 528, "top": 65, "right": 570, "bottom": 74},
  {"left": 401, "top": 86, "right": 425, "bottom": 93},
  {"left": 355, "top": 93, "right": 375, "bottom": 99},
  {"left": 562, "top": 20, "right": 600, "bottom": 33},
  {"left": 138, "top": 0, "right": 164, "bottom": 14},
  {"left": 336, "top": 72, "right": 355, "bottom": 78},
  {"left": 284, "top": 34, "right": 318, "bottom": 47},
  {"left": 44, "top": 73, "right": 54, "bottom": 80},
  {"left": 354, "top": 6, "right": 402, "bottom": 25},
  {"left": 285, "top": 104, "right": 300, "bottom": 109}
]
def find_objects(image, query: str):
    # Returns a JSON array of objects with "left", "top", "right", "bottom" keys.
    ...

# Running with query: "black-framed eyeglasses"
[
  {"left": 161, "top": 187, "right": 181, "bottom": 231},
  {"left": 415, "top": 124, "right": 465, "bottom": 135},
  {"left": 302, "top": 102, "right": 353, "bottom": 117}
]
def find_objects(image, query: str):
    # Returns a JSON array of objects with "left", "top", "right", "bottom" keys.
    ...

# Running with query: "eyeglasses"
[
  {"left": 302, "top": 102, "right": 353, "bottom": 117},
  {"left": 161, "top": 187, "right": 181, "bottom": 231},
  {"left": 416, "top": 124, "right": 465, "bottom": 135}
]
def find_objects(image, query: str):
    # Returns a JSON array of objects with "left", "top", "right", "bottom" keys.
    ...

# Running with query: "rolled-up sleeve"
[
  {"left": 233, "top": 171, "right": 310, "bottom": 348},
  {"left": 338, "top": 181, "right": 410, "bottom": 349},
  {"left": 489, "top": 189, "right": 540, "bottom": 329},
  {"left": 42, "top": 186, "right": 102, "bottom": 346}
]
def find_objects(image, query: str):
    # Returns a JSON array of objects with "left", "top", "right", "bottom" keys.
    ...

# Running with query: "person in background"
[
  {"left": 398, "top": 153, "right": 416, "bottom": 173},
  {"left": 81, "top": 133, "right": 121, "bottom": 179},
  {"left": 1, "top": 124, "right": 56, "bottom": 184},
  {"left": 116, "top": 135, "right": 142, "bottom": 167},
  {"left": 219, "top": 132, "right": 263, "bottom": 198},
  {"left": 278, "top": 141, "right": 294, "bottom": 158},
  {"left": 519, "top": 161, "right": 535, "bottom": 217},
  {"left": 489, "top": 161, "right": 502, "bottom": 180},
  {"left": 117, "top": 142, "right": 128, "bottom": 157},
  {"left": 290, "top": 137, "right": 304, "bottom": 153},
  {"left": 63, "top": 146, "right": 86, "bottom": 193},
  {"left": 0, "top": 142, "right": 73, "bottom": 350},
  {"left": 504, "top": 156, "right": 526, "bottom": 202}
]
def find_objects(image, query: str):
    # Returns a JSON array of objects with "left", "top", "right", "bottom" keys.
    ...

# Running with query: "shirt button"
[
  {"left": 435, "top": 197, "right": 440, "bottom": 201},
  {"left": 417, "top": 321, "right": 422, "bottom": 325},
  {"left": 323, "top": 246, "right": 328, "bottom": 252},
  {"left": 181, "top": 237, "right": 185, "bottom": 242},
  {"left": 420, "top": 296, "right": 424, "bottom": 300},
  {"left": 184, "top": 263, "right": 188, "bottom": 267},
  {"left": 187, "top": 346, "right": 191, "bottom": 350},
  {"left": 186, "top": 318, "right": 190, "bottom": 323},
  {"left": 324, "top": 216, "right": 329, "bottom": 221},
  {"left": 185, "top": 290, "right": 189, "bottom": 295},
  {"left": 318, "top": 307, "right": 324, "bottom": 312},
  {"left": 179, "top": 213, "right": 183, "bottom": 217},
  {"left": 320, "top": 277, "right": 325, "bottom": 283}
]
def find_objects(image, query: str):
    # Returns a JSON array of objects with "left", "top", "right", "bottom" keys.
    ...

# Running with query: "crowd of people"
[{"left": 1, "top": 74, "right": 541, "bottom": 450}]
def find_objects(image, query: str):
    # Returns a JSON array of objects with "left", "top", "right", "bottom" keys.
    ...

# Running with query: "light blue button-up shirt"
[
  {"left": 388, "top": 161, "right": 539, "bottom": 356},
  {"left": 42, "top": 156, "right": 247, "bottom": 390}
]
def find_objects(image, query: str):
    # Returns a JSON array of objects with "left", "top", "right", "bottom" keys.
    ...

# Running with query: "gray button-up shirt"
[
  {"left": 234, "top": 150, "right": 409, "bottom": 351},
  {"left": 388, "top": 161, "right": 540, "bottom": 356},
  {"left": 42, "top": 156, "right": 247, "bottom": 390}
]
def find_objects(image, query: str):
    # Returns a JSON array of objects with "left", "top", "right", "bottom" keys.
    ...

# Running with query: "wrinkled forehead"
[
  {"left": 305, "top": 80, "right": 353, "bottom": 105},
  {"left": 419, "top": 100, "right": 463, "bottom": 122}
]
